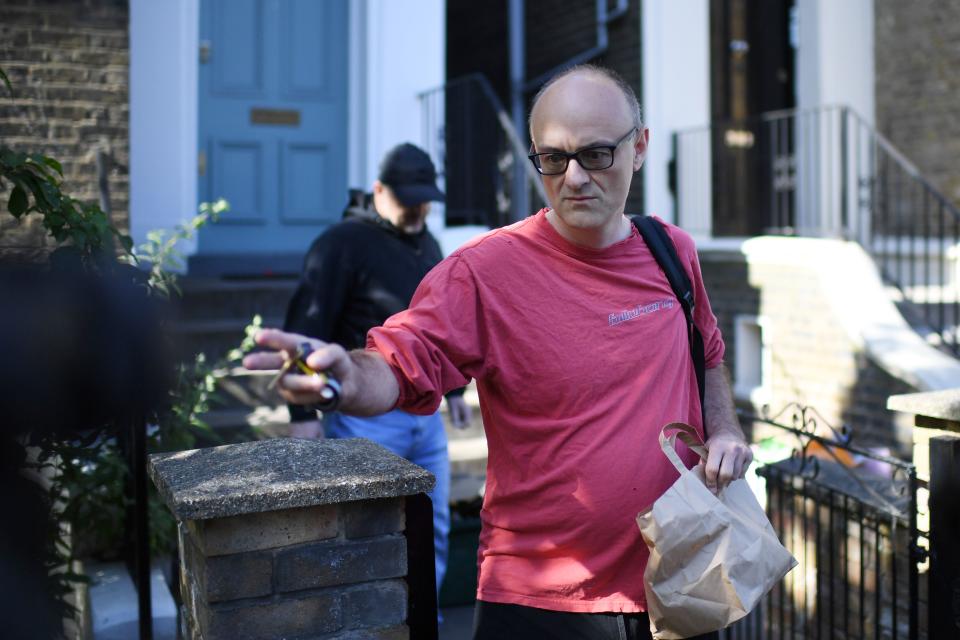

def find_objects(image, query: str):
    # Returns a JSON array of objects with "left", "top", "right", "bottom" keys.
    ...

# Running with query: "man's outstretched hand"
[{"left": 242, "top": 328, "right": 399, "bottom": 416}]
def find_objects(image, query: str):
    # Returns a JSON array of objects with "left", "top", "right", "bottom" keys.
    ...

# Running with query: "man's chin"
[
  {"left": 553, "top": 207, "right": 607, "bottom": 229},
  {"left": 400, "top": 211, "right": 427, "bottom": 230}
]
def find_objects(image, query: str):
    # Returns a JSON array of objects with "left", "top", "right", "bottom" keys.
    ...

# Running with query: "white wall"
[
  {"left": 356, "top": 0, "right": 446, "bottom": 188},
  {"left": 129, "top": 0, "right": 199, "bottom": 258},
  {"left": 348, "top": 0, "right": 448, "bottom": 242},
  {"left": 641, "top": 0, "right": 711, "bottom": 228},
  {"left": 796, "top": 0, "right": 874, "bottom": 119}
]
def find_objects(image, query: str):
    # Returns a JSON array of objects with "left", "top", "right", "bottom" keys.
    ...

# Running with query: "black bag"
[{"left": 631, "top": 216, "right": 706, "bottom": 425}]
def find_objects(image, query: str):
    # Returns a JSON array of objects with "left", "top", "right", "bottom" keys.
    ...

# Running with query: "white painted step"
[{"left": 88, "top": 561, "right": 177, "bottom": 640}]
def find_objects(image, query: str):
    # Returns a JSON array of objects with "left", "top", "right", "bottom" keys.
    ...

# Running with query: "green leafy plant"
[
  {"left": 0, "top": 148, "right": 132, "bottom": 263},
  {"left": 124, "top": 198, "right": 228, "bottom": 297}
]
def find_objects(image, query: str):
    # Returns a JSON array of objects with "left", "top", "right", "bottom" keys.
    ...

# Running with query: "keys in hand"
[{"left": 268, "top": 341, "right": 342, "bottom": 412}]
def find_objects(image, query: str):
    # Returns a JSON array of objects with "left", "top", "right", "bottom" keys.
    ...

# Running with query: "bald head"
[
  {"left": 528, "top": 65, "right": 642, "bottom": 143},
  {"left": 524, "top": 64, "right": 649, "bottom": 249}
]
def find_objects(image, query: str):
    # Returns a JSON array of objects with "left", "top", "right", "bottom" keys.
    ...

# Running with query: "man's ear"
[
  {"left": 633, "top": 127, "right": 650, "bottom": 172},
  {"left": 372, "top": 179, "right": 385, "bottom": 194}
]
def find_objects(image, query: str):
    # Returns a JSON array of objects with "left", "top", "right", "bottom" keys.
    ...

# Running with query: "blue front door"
[{"left": 198, "top": 0, "right": 348, "bottom": 269}]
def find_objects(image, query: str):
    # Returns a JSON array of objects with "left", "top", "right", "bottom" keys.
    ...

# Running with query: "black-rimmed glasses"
[{"left": 528, "top": 127, "right": 637, "bottom": 176}]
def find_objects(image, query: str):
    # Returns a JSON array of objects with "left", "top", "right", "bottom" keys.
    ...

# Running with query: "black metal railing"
[
  {"left": 418, "top": 74, "right": 546, "bottom": 229},
  {"left": 117, "top": 416, "right": 153, "bottom": 640},
  {"left": 673, "top": 106, "right": 960, "bottom": 356},
  {"left": 721, "top": 404, "right": 927, "bottom": 640}
]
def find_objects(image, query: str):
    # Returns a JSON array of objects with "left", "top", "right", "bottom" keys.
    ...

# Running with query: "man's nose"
[{"left": 564, "top": 157, "right": 590, "bottom": 188}]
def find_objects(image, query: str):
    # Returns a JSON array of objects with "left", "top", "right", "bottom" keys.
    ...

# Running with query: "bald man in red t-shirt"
[{"left": 245, "top": 64, "right": 751, "bottom": 640}]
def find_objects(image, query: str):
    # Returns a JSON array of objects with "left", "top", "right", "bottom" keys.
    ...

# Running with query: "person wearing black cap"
[{"left": 283, "top": 142, "right": 469, "bottom": 594}]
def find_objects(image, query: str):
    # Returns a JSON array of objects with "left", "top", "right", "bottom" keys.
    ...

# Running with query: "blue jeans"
[{"left": 324, "top": 409, "right": 450, "bottom": 591}]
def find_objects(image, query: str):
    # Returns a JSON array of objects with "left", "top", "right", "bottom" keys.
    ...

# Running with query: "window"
[{"left": 733, "top": 315, "right": 771, "bottom": 404}]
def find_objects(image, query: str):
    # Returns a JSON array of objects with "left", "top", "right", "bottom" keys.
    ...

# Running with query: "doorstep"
[{"left": 87, "top": 560, "right": 177, "bottom": 640}]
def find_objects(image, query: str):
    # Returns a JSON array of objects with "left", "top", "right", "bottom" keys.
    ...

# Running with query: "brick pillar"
[
  {"left": 148, "top": 437, "right": 435, "bottom": 640},
  {"left": 888, "top": 389, "right": 960, "bottom": 639}
]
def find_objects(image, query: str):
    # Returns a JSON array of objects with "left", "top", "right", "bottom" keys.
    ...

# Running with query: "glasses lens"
[
  {"left": 577, "top": 148, "right": 614, "bottom": 170},
  {"left": 538, "top": 153, "right": 568, "bottom": 175}
]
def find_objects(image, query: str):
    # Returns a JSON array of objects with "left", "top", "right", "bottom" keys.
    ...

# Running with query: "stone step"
[
  {"left": 170, "top": 315, "right": 284, "bottom": 364},
  {"left": 168, "top": 276, "right": 296, "bottom": 362},
  {"left": 891, "top": 287, "right": 959, "bottom": 328},
  {"left": 199, "top": 368, "right": 286, "bottom": 416},
  {"left": 173, "top": 277, "right": 297, "bottom": 323},
  {"left": 892, "top": 295, "right": 960, "bottom": 356},
  {"left": 87, "top": 560, "right": 177, "bottom": 640}
]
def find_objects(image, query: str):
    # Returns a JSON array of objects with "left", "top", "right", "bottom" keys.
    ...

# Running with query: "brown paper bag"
[{"left": 636, "top": 423, "right": 797, "bottom": 639}]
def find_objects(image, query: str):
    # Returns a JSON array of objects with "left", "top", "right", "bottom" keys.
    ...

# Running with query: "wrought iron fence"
[
  {"left": 117, "top": 416, "right": 154, "bottom": 640},
  {"left": 418, "top": 74, "right": 546, "bottom": 229},
  {"left": 672, "top": 106, "right": 960, "bottom": 356},
  {"left": 721, "top": 404, "right": 927, "bottom": 640}
]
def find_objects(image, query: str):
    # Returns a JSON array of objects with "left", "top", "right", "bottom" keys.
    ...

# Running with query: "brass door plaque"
[{"left": 250, "top": 108, "right": 300, "bottom": 126}]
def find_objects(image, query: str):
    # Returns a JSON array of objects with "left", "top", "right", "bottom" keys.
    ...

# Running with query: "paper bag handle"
[{"left": 659, "top": 422, "right": 709, "bottom": 475}]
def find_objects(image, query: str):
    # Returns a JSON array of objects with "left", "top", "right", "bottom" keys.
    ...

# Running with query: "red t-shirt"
[{"left": 367, "top": 209, "right": 724, "bottom": 612}]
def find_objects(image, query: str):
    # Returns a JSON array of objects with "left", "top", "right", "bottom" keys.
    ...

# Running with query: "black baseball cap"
[{"left": 378, "top": 143, "right": 445, "bottom": 206}]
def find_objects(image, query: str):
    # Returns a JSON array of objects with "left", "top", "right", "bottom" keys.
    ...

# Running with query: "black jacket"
[{"left": 284, "top": 191, "right": 457, "bottom": 421}]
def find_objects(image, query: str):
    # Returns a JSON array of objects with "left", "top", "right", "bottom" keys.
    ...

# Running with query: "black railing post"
[
  {"left": 405, "top": 492, "right": 439, "bottom": 640},
  {"left": 840, "top": 107, "right": 849, "bottom": 236},
  {"left": 121, "top": 415, "right": 152, "bottom": 640},
  {"left": 923, "top": 186, "right": 932, "bottom": 332},
  {"left": 953, "top": 210, "right": 959, "bottom": 356},
  {"left": 939, "top": 201, "right": 946, "bottom": 339},
  {"left": 669, "top": 131, "right": 678, "bottom": 224},
  {"left": 928, "top": 435, "right": 960, "bottom": 640},
  {"left": 908, "top": 466, "right": 920, "bottom": 640}
]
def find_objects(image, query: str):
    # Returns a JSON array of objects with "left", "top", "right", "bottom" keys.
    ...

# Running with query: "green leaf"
[
  {"left": 63, "top": 571, "right": 92, "bottom": 584},
  {"left": 40, "top": 156, "right": 63, "bottom": 177},
  {"left": 37, "top": 180, "right": 60, "bottom": 210},
  {"left": 0, "top": 67, "right": 11, "bottom": 94},
  {"left": 15, "top": 171, "right": 39, "bottom": 192},
  {"left": 7, "top": 185, "right": 27, "bottom": 217},
  {"left": 23, "top": 158, "right": 56, "bottom": 182}
]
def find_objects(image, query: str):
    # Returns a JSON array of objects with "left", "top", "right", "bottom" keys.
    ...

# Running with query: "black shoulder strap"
[{"left": 631, "top": 215, "right": 706, "bottom": 426}]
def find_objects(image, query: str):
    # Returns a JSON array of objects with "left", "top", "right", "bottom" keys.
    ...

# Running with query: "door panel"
[
  {"left": 211, "top": 141, "right": 265, "bottom": 223},
  {"left": 199, "top": 0, "right": 348, "bottom": 263},
  {"left": 281, "top": 0, "right": 334, "bottom": 99},
  {"left": 280, "top": 142, "right": 330, "bottom": 223},
  {"left": 211, "top": 0, "right": 264, "bottom": 96}
]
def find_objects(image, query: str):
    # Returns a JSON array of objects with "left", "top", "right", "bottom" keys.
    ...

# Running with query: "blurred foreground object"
[
  {"left": 0, "top": 264, "right": 171, "bottom": 434},
  {"left": 0, "top": 263, "right": 172, "bottom": 639}
]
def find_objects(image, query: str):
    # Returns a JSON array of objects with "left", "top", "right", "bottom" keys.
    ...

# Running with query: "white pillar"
[
  {"left": 359, "top": 0, "right": 447, "bottom": 237},
  {"left": 794, "top": 0, "right": 874, "bottom": 236},
  {"left": 362, "top": 0, "right": 445, "bottom": 185},
  {"left": 642, "top": 0, "right": 711, "bottom": 235},
  {"left": 129, "top": 0, "right": 199, "bottom": 261}
]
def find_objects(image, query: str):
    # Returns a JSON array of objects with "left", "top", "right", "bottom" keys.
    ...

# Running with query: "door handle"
[{"left": 199, "top": 40, "right": 212, "bottom": 64}]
